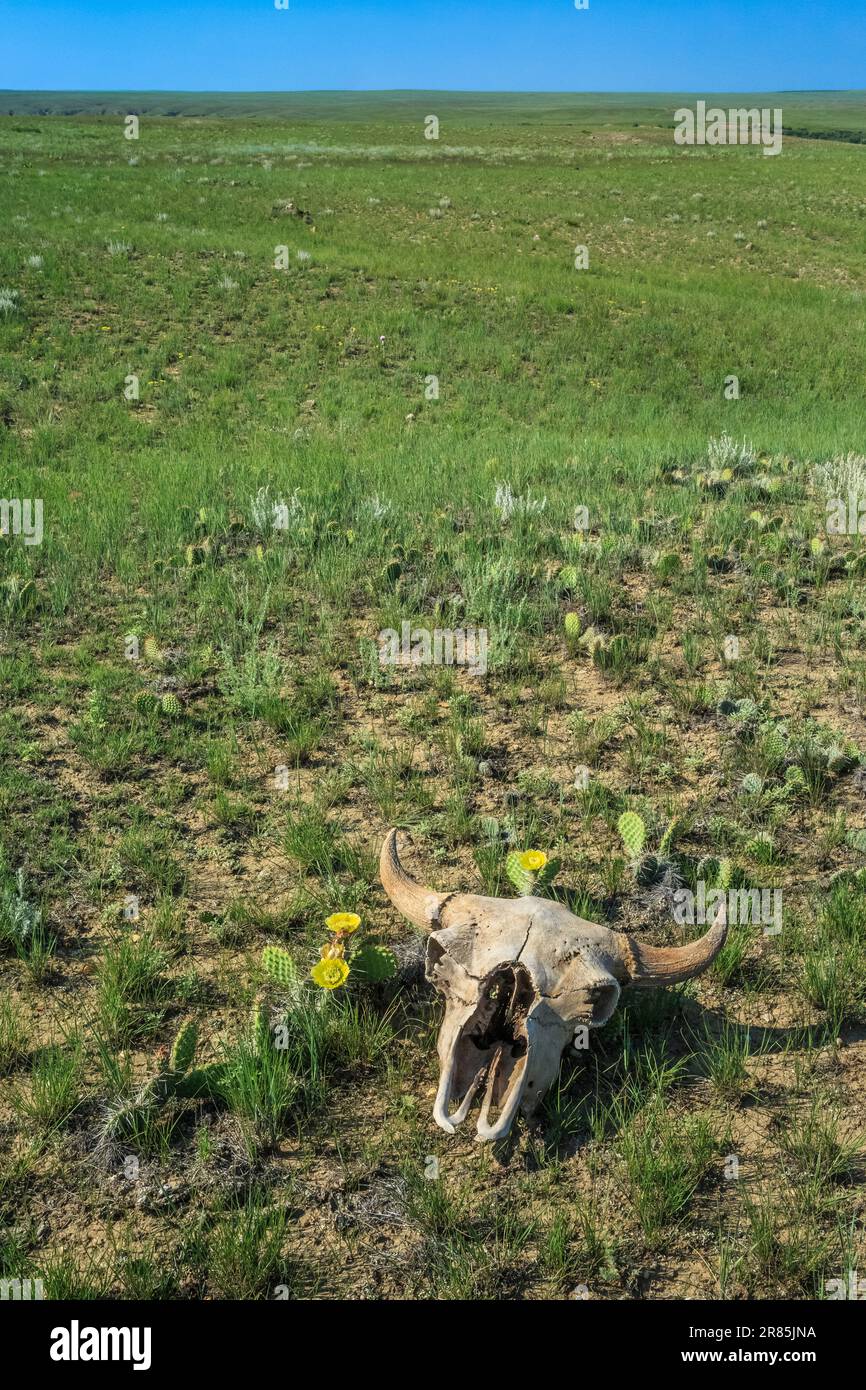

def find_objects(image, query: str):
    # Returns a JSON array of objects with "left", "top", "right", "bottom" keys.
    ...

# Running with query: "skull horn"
[
  {"left": 624, "top": 897, "right": 728, "bottom": 986},
  {"left": 380, "top": 829, "right": 450, "bottom": 930}
]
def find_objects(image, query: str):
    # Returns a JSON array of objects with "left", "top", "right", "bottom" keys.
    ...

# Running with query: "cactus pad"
[
  {"left": 262, "top": 945, "right": 297, "bottom": 987},
  {"left": 617, "top": 811, "right": 647, "bottom": 858}
]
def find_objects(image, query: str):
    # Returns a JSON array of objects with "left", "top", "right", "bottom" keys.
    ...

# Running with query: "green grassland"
[
  {"left": 4, "top": 87, "right": 866, "bottom": 132},
  {"left": 1, "top": 93, "right": 866, "bottom": 1300}
]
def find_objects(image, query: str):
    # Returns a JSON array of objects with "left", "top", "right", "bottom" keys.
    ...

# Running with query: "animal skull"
[{"left": 380, "top": 829, "right": 727, "bottom": 1142}]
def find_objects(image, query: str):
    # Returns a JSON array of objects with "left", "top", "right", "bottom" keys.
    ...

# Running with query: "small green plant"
[
  {"left": 205, "top": 1202, "right": 294, "bottom": 1300},
  {"left": 2, "top": 574, "right": 38, "bottom": 618},
  {"left": 745, "top": 830, "right": 775, "bottom": 864},
  {"left": 619, "top": 1101, "right": 717, "bottom": 1244},
  {"left": 698, "top": 1019, "right": 759, "bottom": 1100},
  {"left": 97, "top": 933, "right": 171, "bottom": 1044},
  {"left": 12, "top": 1044, "right": 82, "bottom": 1133},
  {"left": 0, "top": 997, "right": 29, "bottom": 1073},
  {"left": 658, "top": 817, "right": 685, "bottom": 857},
  {"left": 653, "top": 550, "right": 683, "bottom": 580},
  {"left": 717, "top": 697, "right": 761, "bottom": 732},
  {"left": 0, "top": 869, "right": 42, "bottom": 952},
  {"left": 218, "top": 1014, "right": 300, "bottom": 1153}
]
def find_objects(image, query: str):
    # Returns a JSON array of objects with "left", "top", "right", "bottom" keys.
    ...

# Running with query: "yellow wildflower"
[
  {"left": 518, "top": 850, "right": 547, "bottom": 873},
  {"left": 311, "top": 958, "right": 350, "bottom": 990},
  {"left": 325, "top": 912, "right": 361, "bottom": 934}
]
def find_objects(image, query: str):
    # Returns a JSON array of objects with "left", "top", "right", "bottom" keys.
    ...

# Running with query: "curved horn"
[
  {"left": 623, "top": 898, "right": 727, "bottom": 986},
  {"left": 380, "top": 829, "right": 448, "bottom": 931}
]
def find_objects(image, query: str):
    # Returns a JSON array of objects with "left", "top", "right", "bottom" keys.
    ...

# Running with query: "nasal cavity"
[{"left": 469, "top": 963, "right": 533, "bottom": 1055}]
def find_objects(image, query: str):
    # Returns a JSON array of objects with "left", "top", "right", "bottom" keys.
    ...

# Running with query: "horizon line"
[{"left": 1, "top": 86, "right": 863, "bottom": 96}]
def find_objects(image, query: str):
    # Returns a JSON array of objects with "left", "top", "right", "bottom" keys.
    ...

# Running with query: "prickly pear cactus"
[
  {"left": 617, "top": 811, "right": 647, "bottom": 859},
  {"left": 479, "top": 816, "right": 502, "bottom": 844},
  {"left": 658, "top": 817, "right": 684, "bottom": 857},
  {"left": 719, "top": 698, "right": 760, "bottom": 734},
  {"left": 185, "top": 541, "right": 211, "bottom": 567},
  {"left": 350, "top": 943, "right": 397, "bottom": 983},
  {"left": 505, "top": 852, "right": 535, "bottom": 896},
  {"left": 827, "top": 744, "right": 857, "bottom": 774},
  {"left": 175, "top": 1062, "right": 229, "bottom": 1101},
  {"left": 134, "top": 689, "right": 159, "bottom": 714},
  {"left": 506, "top": 851, "right": 559, "bottom": 897},
  {"left": 760, "top": 725, "right": 787, "bottom": 769},
  {"left": 578, "top": 626, "right": 604, "bottom": 657},
  {"left": 738, "top": 699, "right": 761, "bottom": 726},
  {"left": 635, "top": 853, "right": 661, "bottom": 887},
  {"left": 169, "top": 1019, "right": 199, "bottom": 1076},
  {"left": 783, "top": 764, "right": 807, "bottom": 793},
  {"left": 262, "top": 945, "right": 297, "bottom": 987}
]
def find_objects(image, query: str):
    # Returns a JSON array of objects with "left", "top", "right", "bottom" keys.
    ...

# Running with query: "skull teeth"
[
  {"left": 433, "top": 1034, "right": 530, "bottom": 1141},
  {"left": 433, "top": 1050, "right": 487, "bottom": 1133},
  {"left": 475, "top": 1044, "right": 529, "bottom": 1142}
]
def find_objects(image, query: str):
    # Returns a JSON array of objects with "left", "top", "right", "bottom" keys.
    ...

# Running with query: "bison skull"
[{"left": 380, "top": 829, "right": 727, "bottom": 1142}]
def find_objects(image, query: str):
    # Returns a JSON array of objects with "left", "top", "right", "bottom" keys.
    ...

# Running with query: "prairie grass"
[{"left": 1, "top": 92, "right": 865, "bottom": 1299}]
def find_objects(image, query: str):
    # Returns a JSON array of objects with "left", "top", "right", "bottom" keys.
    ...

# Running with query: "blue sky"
[{"left": 2, "top": 0, "right": 864, "bottom": 92}]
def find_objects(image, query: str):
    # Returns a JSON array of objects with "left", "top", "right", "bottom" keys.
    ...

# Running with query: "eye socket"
[
  {"left": 425, "top": 937, "right": 446, "bottom": 973},
  {"left": 588, "top": 979, "right": 620, "bottom": 1025}
]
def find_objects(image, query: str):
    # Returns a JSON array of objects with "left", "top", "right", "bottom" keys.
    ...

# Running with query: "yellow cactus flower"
[
  {"left": 325, "top": 912, "right": 361, "bottom": 934},
  {"left": 518, "top": 850, "right": 547, "bottom": 873},
  {"left": 311, "top": 958, "right": 350, "bottom": 990}
]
